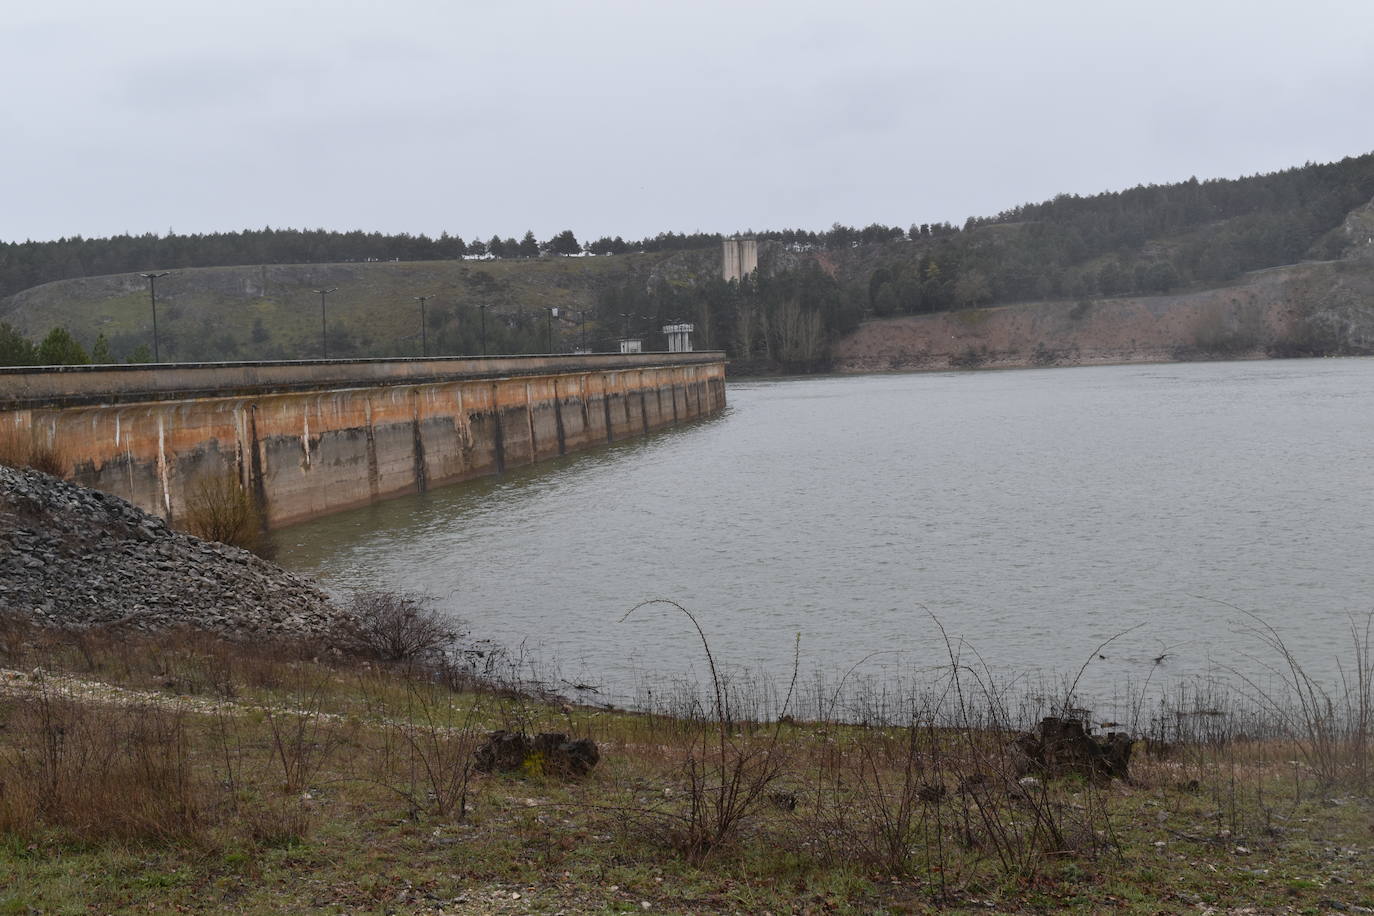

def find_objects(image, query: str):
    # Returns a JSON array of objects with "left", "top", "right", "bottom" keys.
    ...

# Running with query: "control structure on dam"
[{"left": 0, "top": 352, "right": 727, "bottom": 530}]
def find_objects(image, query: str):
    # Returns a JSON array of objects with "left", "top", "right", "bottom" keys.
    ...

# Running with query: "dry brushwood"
[
  {"left": 181, "top": 472, "right": 263, "bottom": 554},
  {"left": 343, "top": 591, "right": 458, "bottom": 662}
]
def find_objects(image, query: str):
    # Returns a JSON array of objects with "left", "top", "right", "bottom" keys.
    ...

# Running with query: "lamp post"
[
  {"left": 544, "top": 307, "right": 557, "bottom": 353},
  {"left": 139, "top": 271, "right": 170, "bottom": 362},
  {"left": 413, "top": 295, "right": 431, "bottom": 357},
  {"left": 478, "top": 303, "right": 489, "bottom": 355},
  {"left": 312, "top": 288, "right": 337, "bottom": 359}
]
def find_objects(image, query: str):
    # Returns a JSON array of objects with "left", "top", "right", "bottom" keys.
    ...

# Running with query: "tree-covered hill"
[{"left": 4, "top": 151, "right": 1373, "bottom": 369}]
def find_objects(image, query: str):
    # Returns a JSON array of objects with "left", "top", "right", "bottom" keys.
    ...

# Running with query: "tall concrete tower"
[{"left": 722, "top": 237, "right": 758, "bottom": 282}]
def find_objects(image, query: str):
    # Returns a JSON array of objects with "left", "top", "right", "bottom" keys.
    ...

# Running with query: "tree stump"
[
  {"left": 1012, "top": 716, "right": 1133, "bottom": 781},
  {"left": 474, "top": 730, "right": 600, "bottom": 777}
]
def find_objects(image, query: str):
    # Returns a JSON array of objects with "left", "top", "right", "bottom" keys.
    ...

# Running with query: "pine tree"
[
  {"left": 546, "top": 230, "right": 580, "bottom": 256},
  {"left": 0, "top": 322, "right": 35, "bottom": 366},
  {"left": 36, "top": 327, "right": 89, "bottom": 365}
]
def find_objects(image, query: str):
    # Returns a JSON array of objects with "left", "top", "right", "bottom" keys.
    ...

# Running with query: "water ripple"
[{"left": 277, "top": 358, "right": 1374, "bottom": 704}]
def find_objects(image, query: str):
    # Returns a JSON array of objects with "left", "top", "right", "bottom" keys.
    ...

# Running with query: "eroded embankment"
[
  {"left": 831, "top": 258, "right": 1374, "bottom": 372},
  {"left": 0, "top": 464, "right": 349, "bottom": 638}
]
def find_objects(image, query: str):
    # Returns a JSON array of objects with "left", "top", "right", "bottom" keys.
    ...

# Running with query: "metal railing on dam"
[{"left": 0, "top": 352, "right": 727, "bottom": 529}]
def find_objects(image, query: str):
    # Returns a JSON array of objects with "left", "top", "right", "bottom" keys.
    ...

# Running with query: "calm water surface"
[{"left": 277, "top": 359, "right": 1374, "bottom": 708}]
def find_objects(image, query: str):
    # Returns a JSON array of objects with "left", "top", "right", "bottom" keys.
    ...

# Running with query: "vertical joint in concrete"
[
  {"left": 364, "top": 398, "right": 381, "bottom": 498},
  {"left": 491, "top": 383, "right": 507, "bottom": 472},
  {"left": 247, "top": 403, "right": 270, "bottom": 530},
  {"left": 553, "top": 377, "right": 567, "bottom": 456},
  {"left": 410, "top": 393, "right": 428, "bottom": 494}
]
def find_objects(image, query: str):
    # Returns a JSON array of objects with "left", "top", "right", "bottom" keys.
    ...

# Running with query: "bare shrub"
[
  {"left": 367, "top": 679, "right": 483, "bottom": 819},
  {"left": 434, "top": 636, "right": 510, "bottom": 694},
  {"left": 1220, "top": 603, "right": 1374, "bottom": 791},
  {"left": 24, "top": 443, "right": 65, "bottom": 477},
  {"left": 949, "top": 346, "right": 987, "bottom": 369},
  {"left": 811, "top": 721, "right": 938, "bottom": 877},
  {"left": 1191, "top": 308, "right": 1260, "bottom": 357},
  {"left": 0, "top": 434, "right": 65, "bottom": 476},
  {"left": 0, "top": 610, "right": 34, "bottom": 664},
  {"left": 810, "top": 701, "right": 1093, "bottom": 889},
  {"left": 0, "top": 690, "right": 203, "bottom": 842},
  {"left": 344, "top": 591, "right": 458, "bottom": 662},
  {"left": 208, "top": 701, "right": 314, "bottom": 847},
  {"left": 620, "top": 600, "right": 798, "bottom": 861},
  {"left": 181, "top": 470, "right": 263, "bottom": 554},
  {"left": 262, "top": 675, "right": 345, "bottom": 794},
  {"left": 240, "top": 796, "right": 314, "bottom": 848},
  {"left": 1030, "top": 343, "right": 1061, "bottom": 367},
  {"left": 857, "top": 617, "right": 1129, "bottom": 883},
  {"left": 0, "top": 435, "right": 25, "bottom": 470},
  {"left": 1345, "top": 614, "right": 1373, "bottom": 793}
]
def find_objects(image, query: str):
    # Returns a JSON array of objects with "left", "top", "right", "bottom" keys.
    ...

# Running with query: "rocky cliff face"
[
  {"left": 0, "top": 464, "right": 350, "bottom": 639},
  {"left": 1335, "top": 197, "right": 1374, "bottom": 260}
]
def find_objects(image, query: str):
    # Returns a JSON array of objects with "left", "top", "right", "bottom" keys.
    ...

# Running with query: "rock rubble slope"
[{"left": 0, "top": 464, "right": 350, "bottom": 639}]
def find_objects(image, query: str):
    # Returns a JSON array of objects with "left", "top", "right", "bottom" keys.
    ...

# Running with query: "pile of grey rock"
[{"left": 0, "top": 464, "right": 352, "bottom": 641}]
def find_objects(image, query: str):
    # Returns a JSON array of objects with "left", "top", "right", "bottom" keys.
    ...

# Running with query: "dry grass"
[{"left": 0, "top": 620, "right": 1372, "bottom": 913}]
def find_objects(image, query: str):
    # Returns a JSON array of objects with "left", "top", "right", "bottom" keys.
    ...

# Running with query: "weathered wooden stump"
[
  {"left": 474, "top": 730, "right": 600, "bottom": 777},
  {"left": 1012, "top": 716, "right": 1133, "bottom": 781}
]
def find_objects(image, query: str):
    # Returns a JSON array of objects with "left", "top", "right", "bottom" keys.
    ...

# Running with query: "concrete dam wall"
[{"left": 0, "top": 353, "right": 727, "bottom": 529}]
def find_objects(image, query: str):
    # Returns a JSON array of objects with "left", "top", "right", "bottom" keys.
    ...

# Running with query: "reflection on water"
[{"left": 276, "top": 358, "right": 1374, "bottom": 709}]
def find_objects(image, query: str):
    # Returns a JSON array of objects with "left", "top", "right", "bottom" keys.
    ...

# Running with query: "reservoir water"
[{"left": 277, "top": 359, "right": 1374, "bottom": 715}]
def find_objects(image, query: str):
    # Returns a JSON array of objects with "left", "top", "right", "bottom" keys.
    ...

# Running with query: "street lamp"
[
  {"left": 413, "top": 295, "right": 431, "bottom": 357},
  {"left": 139, "top": 271, "right": 170, "bottom": 362},
  {"left": 312, "top": 288, "right": 337, "bottom": 359},
  {"left": 477, "top": 303, "right": 489, "bottom": 355},
  {"left": 544, "top": 307, "right": 558, "bottom": 353}
]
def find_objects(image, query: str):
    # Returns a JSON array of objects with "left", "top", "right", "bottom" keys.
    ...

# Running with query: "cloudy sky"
[{"left": 4, "top": 0, "right": 1373, "bottom": 245}]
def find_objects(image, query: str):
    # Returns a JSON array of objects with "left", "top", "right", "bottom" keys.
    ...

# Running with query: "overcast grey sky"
[{"left": 4, "top": 0, "right": 1373, "bottom": 245}]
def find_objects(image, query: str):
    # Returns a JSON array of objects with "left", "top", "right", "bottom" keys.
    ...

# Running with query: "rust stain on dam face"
[{"left": 0, "top": 354, "right": 728, "bottom": 530}]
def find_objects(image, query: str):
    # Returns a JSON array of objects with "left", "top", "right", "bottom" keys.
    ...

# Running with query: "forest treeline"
[
  {"left": 660, "top": 154, "right": 1374, "bottom": 367},
  {"left": 3, "top": 152, "right": 1372, "bottom": 369},
  {"left": 845, "top": 153, "right": 1374, "bottom": 326},
  {"left": 7, "top": 153, "right": 1370, "bottom": 305}
]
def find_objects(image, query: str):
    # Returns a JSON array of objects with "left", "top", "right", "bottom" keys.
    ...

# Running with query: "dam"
[{"left": 0, "top": 352, "right": 727, "bottom": 529}]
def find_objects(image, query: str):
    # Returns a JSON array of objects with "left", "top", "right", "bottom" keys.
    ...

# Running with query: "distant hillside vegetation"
[
  {"left": 4, "top": 152, "right": 1373, "bottom": 369},
  {"left": 0, "top": 252, "right": 715, "bottom": 363}
]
